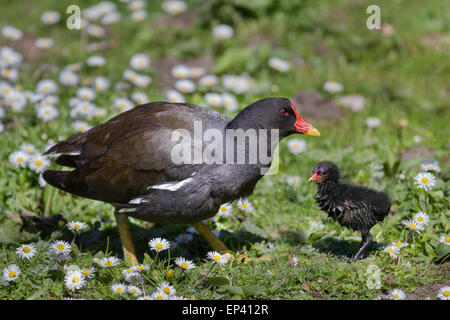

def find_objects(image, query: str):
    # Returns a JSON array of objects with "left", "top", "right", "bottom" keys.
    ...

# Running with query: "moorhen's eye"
[{"left": 280, "top": 109, "right": 288, "bottom": 116}]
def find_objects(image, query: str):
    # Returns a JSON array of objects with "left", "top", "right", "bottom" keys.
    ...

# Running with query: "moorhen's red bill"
[
  {"left": 309, "top": 161, "right": 391, "bottom": 260},
  {"left": 43, "top": 97, "right": 320, "bottom": 261}
]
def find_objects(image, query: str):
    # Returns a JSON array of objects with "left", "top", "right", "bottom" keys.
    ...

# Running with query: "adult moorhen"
[
  {"left": 43, "top": 97, "right": 320, "bottom": 264},
  {"left": 309, "top": 161, "right": 391, "bottom": 260}
]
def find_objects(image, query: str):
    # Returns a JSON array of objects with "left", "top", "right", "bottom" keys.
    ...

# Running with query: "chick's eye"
[{"left": 280, "top": 109, "right": 288, "bottom": 116}]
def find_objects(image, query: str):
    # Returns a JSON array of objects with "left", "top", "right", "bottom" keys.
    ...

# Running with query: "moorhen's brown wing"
[{"left": 44, "top": 102, "right": 230, "bottom": 204}]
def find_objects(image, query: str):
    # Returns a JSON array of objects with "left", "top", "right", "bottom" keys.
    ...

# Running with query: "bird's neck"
[{"left": 317, "top": 180, "right": 339, "bottom": 196}]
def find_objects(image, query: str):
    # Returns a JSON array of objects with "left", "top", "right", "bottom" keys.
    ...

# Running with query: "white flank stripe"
[{"left": 149, "top": 178, "right": 193, "bottom": 191}]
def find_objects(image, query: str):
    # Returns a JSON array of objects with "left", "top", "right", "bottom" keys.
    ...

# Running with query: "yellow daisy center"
[
  {"left": 57, "top": 244, "right": 65, "bottom": 250},
  {"left": 9, "top": 271, "right": 16, "bottom": 278},
  {"left": 105, "top": 260, "right": 113, "bottom": 266},
  {"left": 418, "top": 217, "right": 424, "bottom": 222},
  {"left": 395, "top": 242, "right": 402, "bottom": 246},
  {"left": 23, "top": 246, "right": 30, "bottom": 253},
  {"left": 421, "top": 177, "right": 429, "bottom": 184},
  {"left": 242, "top": 203, "right": 248, "bottom": 208},
  {"left": 116, "top": 288, "right": 123, "bottom": 293},
  {"left": 130, "top": 288, "right": 137, "bottom": 293},
  {"left": 35, "top": 160, "right": 42, "bottom": 166},
  {"left": 131, "top": 277, "right": 138, "bottom": 283},
  {"left": 18, "top": 157, "right": 24, "bottom": 163},
  {"left": 388, "top": 248, "right": 394, "bottom": 253},
  {"left": 393, "top": 294, "right": 399, "bottom": 299},
  {"left": 445, "top": 237, "right": 450, "bottom": 243},
  {"left": 220, "top": 207, "right": 227, "bottom": 211},
  {"left": 214, "top": 255, "right": 221, "bottom": 261},
  {"left": 443, "top": 290, "right": 449, "bottom": 297},
  {"left": 72, "top": 276, "right": 79, "bottom": 283},
  {"left": 163, "top": 287, "right": 170, "bottom": 294},
  {"left": 83, "top": 270, "right": 90, "bottom": 275},
  {"left": 156, "top": 295, "right": 164, "bottom": 300},
  {"left": 181, "top": 262, "right": 188, "bottom": 269},
  {"left": 167, "top": 269, "right": 174, "bottom": 276},
  {"left": 409, "top": 224, "right": 416, "bottom": 229},
  {"left": 155, "top": 243, "right": 163, "bottom": 250}
]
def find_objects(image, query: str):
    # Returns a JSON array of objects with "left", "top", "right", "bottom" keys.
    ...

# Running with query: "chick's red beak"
[
  {"left": 290, "top": 101, "right": 320, "bottom": 136},
  {"left": 308, "top": 171, "right": 319, "bottom": 182}
]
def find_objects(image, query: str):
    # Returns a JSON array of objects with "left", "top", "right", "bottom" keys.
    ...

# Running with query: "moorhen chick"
[
  {"left": 309, "top": 161, "right": 390, "bottom": 260},
  {"left": 43, "top": 98, "right": 320, "bottom": 264}
]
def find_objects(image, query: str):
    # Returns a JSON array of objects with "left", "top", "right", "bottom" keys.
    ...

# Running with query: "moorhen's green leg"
[
  {"left": 114, "top": 208, "right": 138, "bottom": 265},
  {"left": 192, "top": 222, "right": 229, "bottom": 252},
  {"left": 353, "top": 229, "right": 373, "bottom": 261}
]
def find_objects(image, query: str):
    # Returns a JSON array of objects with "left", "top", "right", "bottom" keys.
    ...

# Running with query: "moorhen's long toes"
[
  {"left": 43, "top": 98, "right": 320, "bottom": 263},
  {"left": 309, "top": 161, "right": 391, "bottom": 261}
]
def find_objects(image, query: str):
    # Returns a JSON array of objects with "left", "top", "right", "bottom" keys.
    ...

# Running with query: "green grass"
[{"left": 0, "top": 0, "right": 449, "bottom": 300}]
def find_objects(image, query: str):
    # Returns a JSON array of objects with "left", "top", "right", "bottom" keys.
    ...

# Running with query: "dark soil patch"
[
  {"left": 292, "top": 90, "right": 343, "bottom": 122},
  {"left": 405, "top": 263, "right": 449, "bottom": 300},
  {"left": 401, "top": 145, "right": 435, "bottom": 161}
]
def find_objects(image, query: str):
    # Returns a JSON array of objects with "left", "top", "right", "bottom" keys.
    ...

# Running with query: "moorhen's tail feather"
[{"left": 42, "top": 170, "right": 71, "bottom": 192}]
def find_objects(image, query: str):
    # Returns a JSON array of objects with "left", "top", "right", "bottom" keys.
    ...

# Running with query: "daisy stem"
[
  {"left": 44, "top": 187, "right": 53, "bottom": 216},
  {"left": 190, "top": 263, "right": 216, "bottom": 290}
]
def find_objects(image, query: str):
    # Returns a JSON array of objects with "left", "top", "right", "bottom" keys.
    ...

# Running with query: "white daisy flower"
[
  {"left": 131, "top": 9, "right": 147, "bottom": 21},
  {"left": 125, "top": 272, "right": 142, "bottom": 285},
  {"left": 132, "top": 264, "right": 150, "bottom": 272},
  {"left": 207, "top": 251, "right": 228, "bottom": 266},
  {"left": 86, "top": 55, "right": 106, "bottom": 67},
  {"left": 41, "top": 11, "right": 61, "bottom": 24},
  {"left": 131, "top": 92, "right": 149, "bottom": 105},
  {"left": 268, "top": 57, "right": 291, "bottom": 72},
  {"left": 92, "top": 76, "right": 110, "bottom": 91},
  {"left": 337, "top": 95, "right": 365, "bottom": 112},
  {"left": 132, "top": 74, "right": 152, "bottom": 88},
  {"left": 384, "top": 245, "right": 400, "bottom": 259},
  {"left": 59, "top": 69, "right": 79, "bottom": 86},
  {"left": 199, "top": 75, "right": 218, "bottom": 87},
  {"left": 72, "top": 120, "right": 92, "bottom": 133},
  {"left": 401, "top": 219, "right": 425, "bottom": 233},
  {"left": 3, "top": 264, "right": 21, "bottom": 282},
  {"left": 137, "top": 295, "right": 153, "bottom": 300},
  {"left": 128, "top": 0, "right": 146, "bottom": 11},
  {"left": 365, "top": 117, "right": 381, "bottom": 128},
  {"left": 171, "top": 65, "right": 191, "bottom": 79},
  {"left": 50, "top": 240, "right": 72, "bottom": 256},
  {"left": 413, "top": 211, "right": 430, "bottom": 226},
  {"left": 36, "top": 79, "right": 58, "bottom": 95},
  {"left": 218, "top": 203, "right": 233, "bottom": 217},
  {"left": 128, "top": 285, "right": 142, "bottom": 296},
  {"left": 166, "top": 89, "right": 185, "bottom": 103},
  {"left": 0, "top": 121, "right": 4, "bottom": 134},
  {"left": 420, "top": 160, "right": 441, "bottom": 173},
  {"left": 190, "top": 67, "right": 205, "bottom": 79},
  {"left": 5, "top": 90, "right": 27, "bottom": 112},
  {"left": 157, "top": 281, "right": 176, "bottom": 295},
  {"left": 114, "top": 97, "right": 134, "bottom": 112},
  {"left": 101, "top": 11, "right": 121, "bottom": 25},
  {"left": 81, "top": 267, "right": 96, "bottom": 278},
  {"left": 130, "top": 53, "right": 151, "bottom": 70},
  {"left": 391, "top": 240, "right": 408, "bottom": 249},
  {"left": 150, "top": 291, "right": 170, "bottom": 300},
  {"left": 1, "top": 67, "right": 18, "bottom": 81},
  {"left": 204, "top": 93, "right": 223, "bottom": 108},
  {"left": 35, "top": 38, "right": 54, "bottom": 49},
  {"left": 28, "top": 154, "right": 50, "bottom": 173},
  {"left": 323, "top": 81, "right": 343, "bottom": 94},
  {"left": 87, "top": 24, "right": 106, "bottom": 38},
  {"left": 9, "top": 150, "right": 29, "bottom": 168},
  {"left": 237, "top": 198, "right": 254, "bottom": 213},
  {"left": 387, "top": 288, "right": 406, "bottom": 300},
  {"left": 161, "top": 1, "right": 187, "bottom": 15},
  {"left": 121, "top": 268, "right": 135, "bottom": 277},
  {"left": 437, "top": 286, "right": 450, "bottom": 300},
  {"left": 221, "top": 93, "right": 239, "bottom": 112},
  {"left": 439, "top": 234, "right": 450, "bottom": 246},
  {"left": 286, "top": 176, "right": 301, "bottom": 188},
  {"left": 0, "top": 47, "right": 22, "bottom": 67},
  {"left": 174, "top": 257, "right": 196, "bottom": 270},
  {"left": 212, "top": 24, "right": 234, "bottom": 40},
  {"left": 413, "top": 135, "right": 421, "bottom": 143},
  {"left": 77, "top": 87, "right": 96, "bottom": 101},
  {"left": 414, "top": 172, "right": 436, "bottom": 191},
  {"left": 1, "top": 26, "right": 23, "bottom": 40},
  {"left": 287, "top": 138, "right": 307, "bottom": 154},
  {"left": 148, "top": 237, "right": 171, "bottom": 252},
  {"left": 67, "top": 221, "right": 88, "bottom": 232},
  {"left": 111, "top": 283, "right": 127, "bottom": 294},
  {"left": 100, "top": 256, "right": 120, "bottom": 267},
  {"left": 175, "top": 233, "right": 194, "bottom": 243},
  {"left": 64, "top": 270, "right": 86, "bottom": 291},
  {"left": 16, "top": 243, "right": 37, "bottom": 260},
  {"left": 174, "top": 79, "right": 196, "bottom": 93}
]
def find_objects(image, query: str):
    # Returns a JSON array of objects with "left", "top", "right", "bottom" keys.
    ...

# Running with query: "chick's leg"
[{"left": 354, "top": 229, "right": 373, "bottom": 261}]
